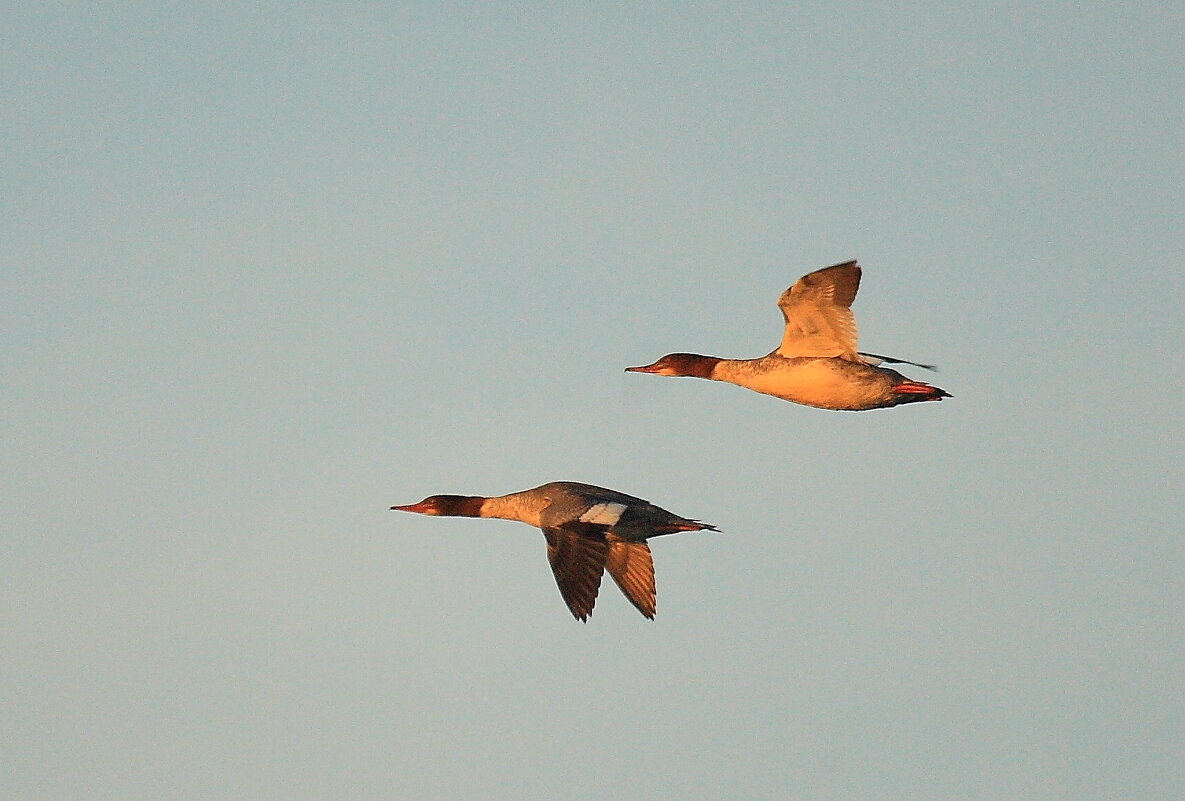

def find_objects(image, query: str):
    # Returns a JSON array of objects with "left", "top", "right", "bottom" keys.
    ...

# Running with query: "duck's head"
[
  {"left": 390, "top": 494, "right": 482, "bottom": 516},
  {"left": 625, "top": 353, "right": 718, "bottom": 378}
]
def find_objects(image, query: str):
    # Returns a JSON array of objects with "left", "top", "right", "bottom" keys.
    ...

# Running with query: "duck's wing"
[
  {"left": 542, "top": 525, "right": 608, "bottom": 622},
  {"left": 776, "top": 261, "right": 862, "bottom": 360},
  {"left": 604, "top": 535, "right": 656, "bottom": 619}
]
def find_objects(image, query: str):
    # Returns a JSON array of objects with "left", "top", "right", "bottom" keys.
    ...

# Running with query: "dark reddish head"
[
  {"left": 625, "top": 353, "right": 719, "bottom": 378},
  {"left": 390, "top": 494, "right": 483, "bottom": 517}
]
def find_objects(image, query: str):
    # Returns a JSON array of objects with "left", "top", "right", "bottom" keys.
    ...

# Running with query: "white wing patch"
[{"left": 579, "top": 502, "right": 627, "bottom": 526}]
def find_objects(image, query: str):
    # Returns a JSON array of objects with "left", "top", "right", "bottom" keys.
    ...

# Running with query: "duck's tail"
[{"left": 891, "top": 381, "right": 951, "bottom": 403}]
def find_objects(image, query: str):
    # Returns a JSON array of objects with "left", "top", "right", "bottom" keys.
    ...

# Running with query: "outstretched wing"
[
  {"left": 604, "top": 536, "right": 656, "bottom": 619},
  {"left": 542, "top": 526, "right": 608, "bottom": 622},
  {"left": 776, "top": 261, "right": 862, "bottom": 360}
]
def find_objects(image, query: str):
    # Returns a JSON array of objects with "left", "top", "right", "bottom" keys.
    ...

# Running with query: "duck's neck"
[
  {"left": 479, "top": 492, "right": 545, "bottom": 527},
  {"left": 709, "top": 357, "right": 763, "bottom": 381}
]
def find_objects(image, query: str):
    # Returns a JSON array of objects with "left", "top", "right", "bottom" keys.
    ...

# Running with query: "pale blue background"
[{"left": 4, "top": 3, "right": 1183, "bottom": 800}]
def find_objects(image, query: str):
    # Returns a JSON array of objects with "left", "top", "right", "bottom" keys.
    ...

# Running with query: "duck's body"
[
  {"left": 626, "top": 260, "right": 950, "bottom": 411},
  {"left": 391, "top": 481, "right": 716, "bottom": 621},
  {"left": 636, "top": 352, "right": 945, "bottom": 411}
]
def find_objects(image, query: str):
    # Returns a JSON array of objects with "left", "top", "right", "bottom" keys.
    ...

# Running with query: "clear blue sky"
[{"left": 4, "top": 3, "right": 1183, "bottom": 800}]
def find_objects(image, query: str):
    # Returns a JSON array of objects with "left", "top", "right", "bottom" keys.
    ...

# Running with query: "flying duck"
[
  {"left": 626, "top": 260, "right": 951, "bottom": 410},
  {"left": 391, "top": 481, "right": 717, "bottom": 621}
]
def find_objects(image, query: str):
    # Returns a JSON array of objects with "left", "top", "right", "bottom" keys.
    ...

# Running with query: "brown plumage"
[{"left": 390, "top": 481, "right": 717, "bottom": 621}]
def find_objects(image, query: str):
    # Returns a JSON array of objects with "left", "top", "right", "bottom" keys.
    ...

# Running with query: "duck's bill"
[{"left": 390, "top": 501, "right": 432, "bottom": 513}]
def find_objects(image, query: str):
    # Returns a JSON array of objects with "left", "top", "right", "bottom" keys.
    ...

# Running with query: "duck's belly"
[{"left": 727, "top": 358, "right": 891, "bottom": 411}]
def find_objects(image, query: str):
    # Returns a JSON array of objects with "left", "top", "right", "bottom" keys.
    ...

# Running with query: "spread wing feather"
[
  {"left": 543, "top": 526, "right": 608, "bottom": 622},
  {"left": 604, "top": 536, "right": 656, "bottom": 619},
  {"left": 776, "top": 261, "right": 862, "bottom": 360}
]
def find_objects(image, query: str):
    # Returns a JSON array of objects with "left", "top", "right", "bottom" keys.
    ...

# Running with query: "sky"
[{"left": 3, "top": 3, "right": 1183, "bottom": 799}]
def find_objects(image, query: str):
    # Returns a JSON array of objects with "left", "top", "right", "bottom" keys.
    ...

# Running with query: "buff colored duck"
[{"left": 626, "top": 260, "right": 950, "bottom": 410}]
